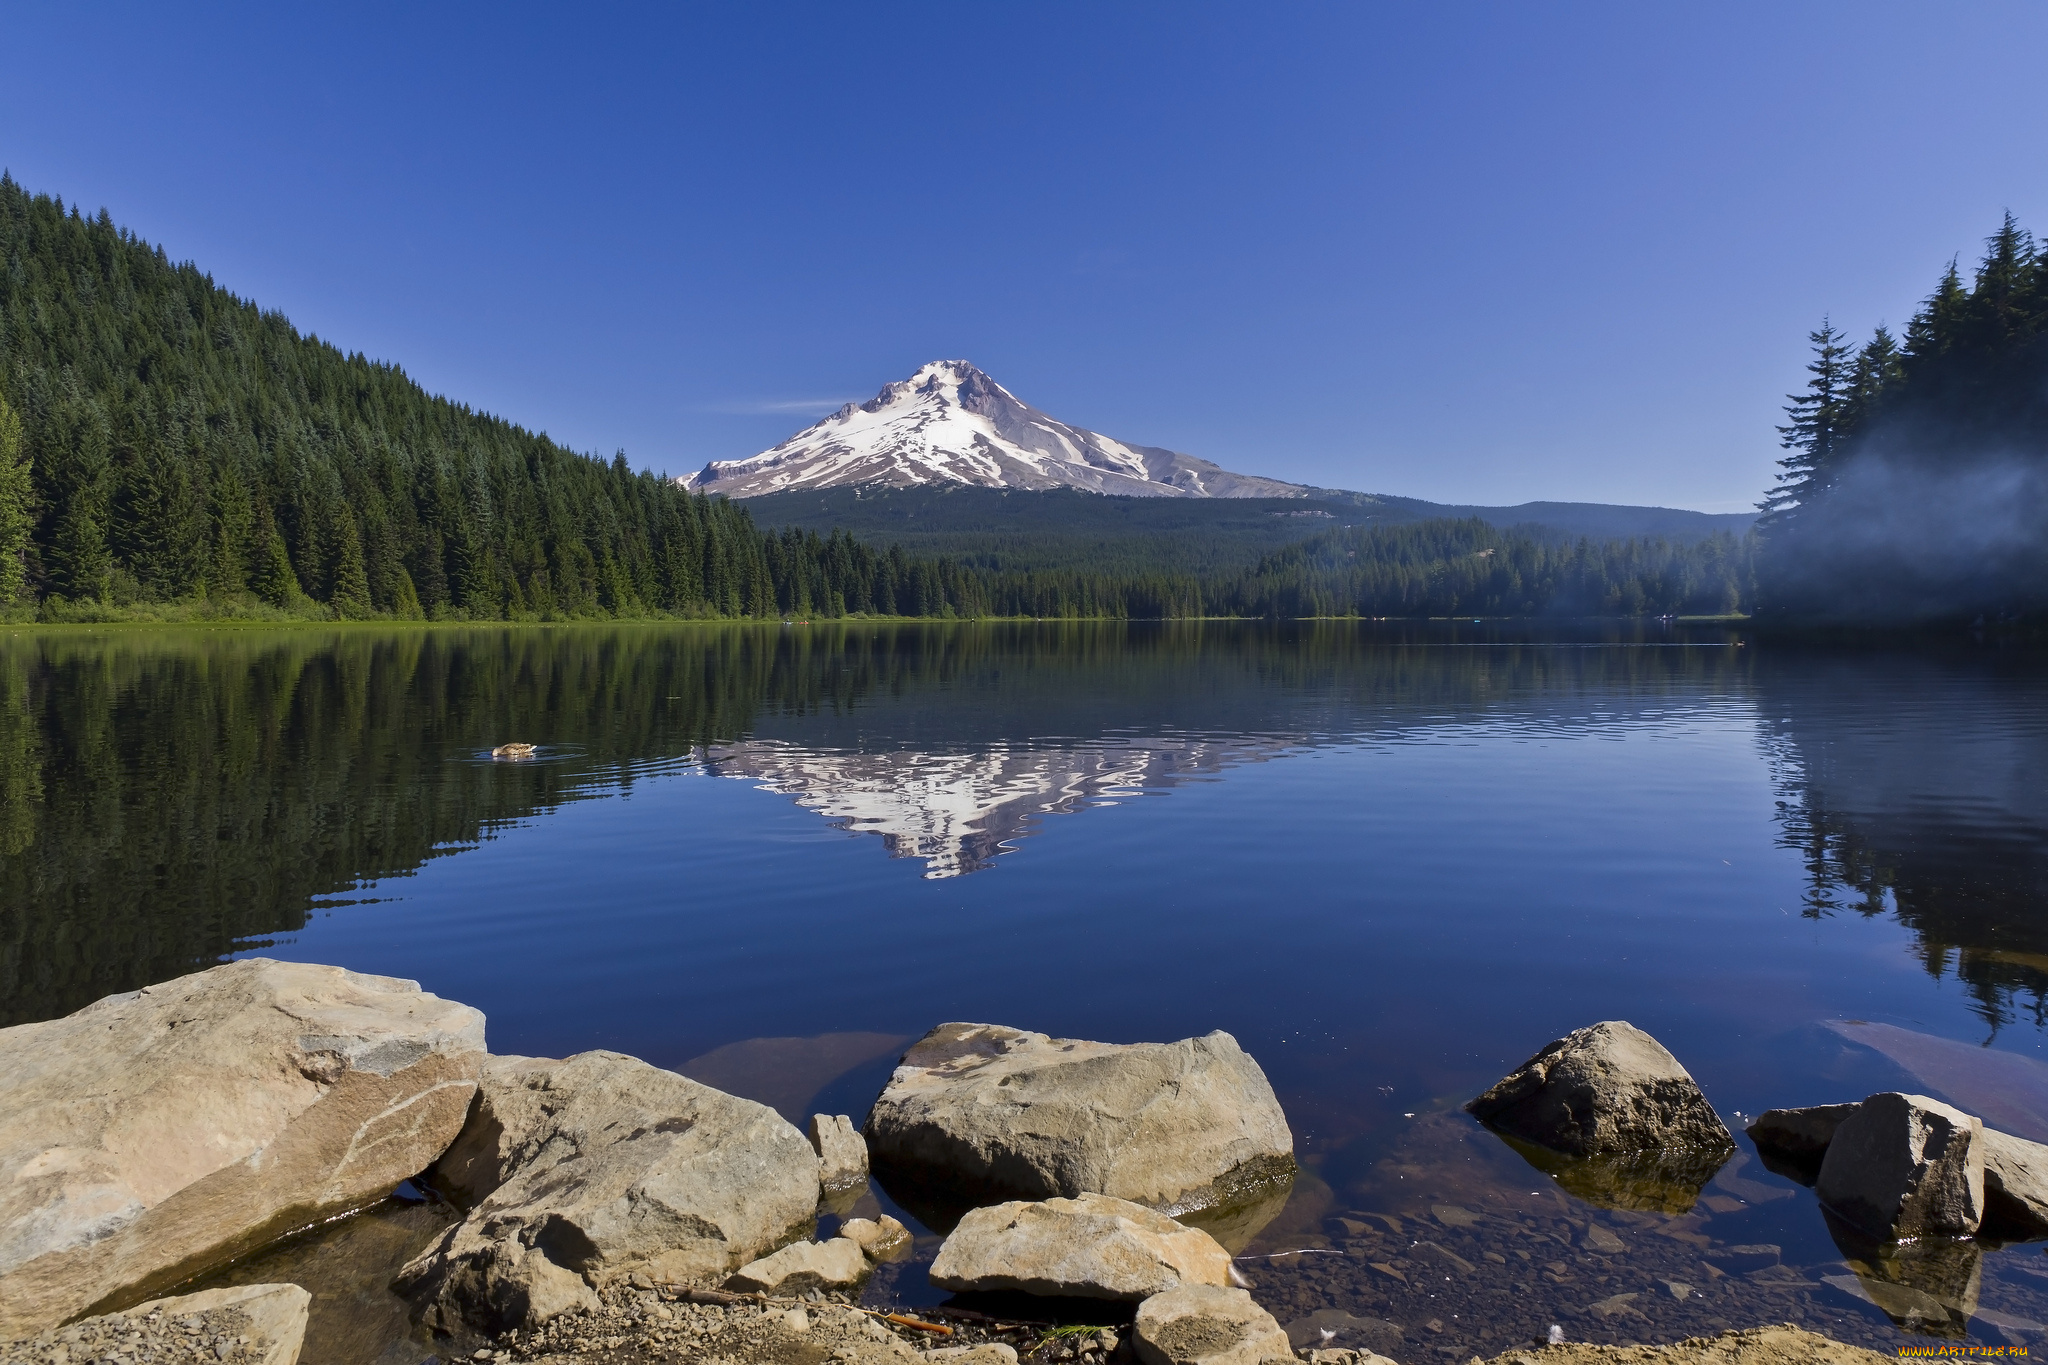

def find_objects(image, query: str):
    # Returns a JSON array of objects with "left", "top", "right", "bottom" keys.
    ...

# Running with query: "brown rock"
[
  {"left": 1465, "top": 1021, "right": 1733, "bottom": 1158},
  {"left": 1132, "top": 1284, "right": 1292, "bottom": 1365},
  {"left": 1815, "top": 1092, "right": 1984, "bottom": 1238},
  {"left": 1981, "top": 1126, "right": 2048, "bottom": 1238},
  {"left": 930, "top": 1192, "right": 1231, "bottom": 1300}
]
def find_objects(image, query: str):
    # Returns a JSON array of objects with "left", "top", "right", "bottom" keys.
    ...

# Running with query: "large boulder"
[
  {"left": 1815, "top": 1092, "right": 1984, "bottom": 1238},
  {"left": 929, "top": 1192, "right": 1231, "bottom": 1300},
  {"left": 397, "top": 1050, "right": 818, "bottom": 1332},
  {"left": 1464, "top": 1021, "right": 1733, "bottom": 1157},
  {"left": 1981, "top": 1126, "right": 2048, "bottom": 1238},
  {"left": 0, "top": 960, "right": 484, "bottom": 1337},
  {"left": 865, "top": 1024, "right": 1293, "bottom": 1217},
  {"left": 1132, "top": 1284, "right": 1292, "bottom": 1365}
]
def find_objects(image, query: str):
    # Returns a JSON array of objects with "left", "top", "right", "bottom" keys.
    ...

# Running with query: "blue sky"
[{"left": 4, "top": 3, "right": 2045, "bottom": 511}]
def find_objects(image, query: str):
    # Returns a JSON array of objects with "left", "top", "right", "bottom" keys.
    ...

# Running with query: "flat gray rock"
[
  {"left": 1816, "top": 1091, "right": 1984, "bottom": 1238},
  {"left": 1132, "top": 1284, "right": 1292, "bottom": 1365},
  {"left": 866, "top": 1024, "right": 1293, "bottom": 1214},
  {"left": 398, "top": 1050, "right": 819, "bottom": 1330},
  {"left": 1464, "top": 1020, "right": 1733, "bottom": 1158},
  {"left": 0, "top": 959, "right": 483, "bottom": 1337},
  {"left": 929, "top": 1193, "right": 1231, "bottom": 1301}
]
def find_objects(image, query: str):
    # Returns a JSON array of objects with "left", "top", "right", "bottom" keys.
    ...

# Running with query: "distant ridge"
[{"left": 685, "top": 359, "right": 1307, "bottom": 499}]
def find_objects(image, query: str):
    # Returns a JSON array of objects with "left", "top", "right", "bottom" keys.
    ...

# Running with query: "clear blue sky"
[{"left": 5, "top": 3, "right": 2045, "bottom": 512}]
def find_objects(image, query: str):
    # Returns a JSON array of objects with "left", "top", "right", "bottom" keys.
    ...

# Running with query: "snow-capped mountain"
[{"left": 683, "top": 360, "right": 1306, "bottom": 499}]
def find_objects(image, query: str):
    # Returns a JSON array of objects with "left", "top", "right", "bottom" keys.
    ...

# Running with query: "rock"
[
  {"left": 0, "top": 959, "right": 484, "bottom": 1337},
  {"left": 1748, "top": 1102, "right": 1859, "bottom": 1157},
  {"left": 397, "top": 1050, "right": 819, "bottom": 1331},
  {"left": 1131, "top": 1284, "right": 1292, "bottom": 1365},
  {"left": 839, "top": 1214, "right": 913, "bottom": 1261},
  {"left": 491, "top": 743, "right": 535, "bottom": 758},
  {"left": 925, "top": 1348, "right": 1020, "bottom": 1365},
  {"left": 1703, "top": 1243, "right": 1779, "bottom": 1272},
  {"left": 866, "top": 1024, "right": 1293, "bottom": 1218},
  {"left": 1815, "top": 1092, "right": 1984, "bottom": 1238},
  {"left": 725, "top": 1237, "right": 869, "bottom": 1295},
  {"left": 1579, "top": 1223, "right": 1625, "bottom": 1253},
  {"left": 1463, "top": 1021, "right": 1733, "bottom": 1158},
  {"left": 1981, "top": 1126, "right": 2048, "bottom": 1238},
  {"left": 811, "top": 1114, "right": 870, "bottom": 1193},
  {"left": 0, "top": 1283, "right": 313, "bottom": 1365},
  {"left": 929, "top": 1192, "right": 1231, "bottom": 1300},
  {"left": 1279, "top": 1309, "right": 1403, "bottom": 1356}
]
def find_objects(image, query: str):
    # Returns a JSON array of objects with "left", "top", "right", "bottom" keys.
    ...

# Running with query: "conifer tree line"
[
  {"left": 0, "top": 176, "right": 1750, "bottom": 623},
  {"left": 0, "top": 177, "right": 991, "bottom": 622},
  {"left": 1759, "top": 212, "right": 2048, "bottom": 621}
]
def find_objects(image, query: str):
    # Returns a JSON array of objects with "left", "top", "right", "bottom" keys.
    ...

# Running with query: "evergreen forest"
[
  {"left": 1759, "top": 212, "right": 2048, "bottom": 623},
  {"left": 0, "top": 176, "right": 1750, "bottom": 623}
]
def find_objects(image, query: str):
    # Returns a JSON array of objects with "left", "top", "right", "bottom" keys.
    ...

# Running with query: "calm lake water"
[{"left": 6, "top": 622, "right": 2048, "bottom": 1360}]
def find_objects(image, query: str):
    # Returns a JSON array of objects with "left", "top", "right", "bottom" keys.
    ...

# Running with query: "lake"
[{"left": 5, "top": 621, "right": 2048, "bottom": 1361}]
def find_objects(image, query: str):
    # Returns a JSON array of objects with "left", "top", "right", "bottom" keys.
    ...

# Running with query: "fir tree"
[
  {"left": 1759, "top": 320, "right": 1854, "bottom": 524},
  {"left": 0, "top": 391, "right": 31, "bottom": 604}
]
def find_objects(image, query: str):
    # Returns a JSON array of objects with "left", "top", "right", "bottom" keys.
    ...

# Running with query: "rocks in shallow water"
[
  {"left": 724, "top": 1237, "right": 869, "bottom": 1294},
  {"left": 866, "top": 1023, "right": 1294, "bottom": 1218},
  {"left": 1702, "top": 1243, "right": 1779, "bottom": 1273},
  {"left": 810, "top": 1113, "right": 870, "bottom": 1192},
  {"left": 1132, "top": 1284, "right": 1292, "bottom": 1365},
  {"left": 1278, "top": 1309, "right": 1403, "bottom": 1356},
  {"left": 1748, "top": 1102, "right": 1859, "bottom": 1158},
  {"left": 929, "top": 1192, "right": 1231, "bottom": 1300},
  {"left": 1980, "top": 1126, "right": 2048, "bottom": 1238},
  {"left": 838, "top": 1214, "right": 913, "bottom": 1261},
  {"left": 398, "top": 1050, "right": 819, "bottom": 1331},
  {"left": 1814, "top": 1091, "right": 1984, "bottom": 1238},
  {"left": 0, "top": 958, "right": 484, "bottom": 1338},
  {"left": 1464, "top": 1020, "right": 1733, "bottom": 1158}
]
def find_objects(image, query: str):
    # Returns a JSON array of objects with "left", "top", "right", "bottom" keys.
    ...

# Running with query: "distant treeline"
[
  {"left": 1759, "top": 213, "right": 2048, "bottom": 623},
  {"left": 969, "top": 518, "right": 1749, "bottom": 619},
  {"left": 0, "top": 176, "right": 1746, "bottom": 623}
]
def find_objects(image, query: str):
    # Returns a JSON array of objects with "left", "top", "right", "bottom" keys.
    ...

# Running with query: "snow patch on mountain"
[{"left": 683, "top": 360, "right": 1306, "bottom": 499}]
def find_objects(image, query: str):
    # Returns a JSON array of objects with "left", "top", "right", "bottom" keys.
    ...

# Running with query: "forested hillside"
[
  {"left": 0, "top": 177, "right": 1748, "bottom": 623},
  {"left": 0, "top": 177, "right": 983, "bottom": 621},
  {"left": 1759, "top": 213, "right": 2048, "bottom": 622}
]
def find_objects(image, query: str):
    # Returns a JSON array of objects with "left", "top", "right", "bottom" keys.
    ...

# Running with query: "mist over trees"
[{"left": 1759, "top": 213, "right": 2048, "bottom": 623}]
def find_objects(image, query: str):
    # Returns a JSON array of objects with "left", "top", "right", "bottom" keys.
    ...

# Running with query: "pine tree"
[
  {"left": 1840, "top": 325, "right": 1904, "bottom": 436},
  {"left": 0, "top": 391, "right": 31, "bottom": 604},
  {"left": 330, "top": 509, "right": 373, "bottom": 619},
  {"left": 250, "top": 503, "right": 306, "bottom": 608},
  {"left": 1759, "top": 320, "right": 1854, "bottom": 523}
]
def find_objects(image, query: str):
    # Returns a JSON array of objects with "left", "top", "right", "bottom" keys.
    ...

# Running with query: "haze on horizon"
[{"left": 4, "top": 3, "right": 2045, "bottom": 514}]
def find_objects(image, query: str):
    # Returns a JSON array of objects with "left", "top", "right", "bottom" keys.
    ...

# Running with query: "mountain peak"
[{"left": 684, "top": 361, "right": 1305, "bottom": 500}]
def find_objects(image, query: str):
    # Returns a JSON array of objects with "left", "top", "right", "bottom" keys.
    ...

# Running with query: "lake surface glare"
[{"left": 7, "top": 621, "right": 2048, "bottom": 1361}]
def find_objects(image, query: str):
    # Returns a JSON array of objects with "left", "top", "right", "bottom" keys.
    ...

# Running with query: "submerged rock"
[
  {"left": 866, "top": 1023, "right": 1294, "bottom": 1221},
  {"left": 1815, "top": 1091, "right": 1984, "bottom": 1239},
  {"left": 397, "top": 1050, "right": 818, "bottom": 1331},
  {"left": 0, "top": 959, "right": 484, "bottom": 1337},
  {"left": 1465, "top": 1021, "right": 1733, "bottom": 1159},
  {"left": 724, "top": 1237, "right": 869, "bottom": 1295},
  {"left": 810, "top": 1113, "right": 869, "bottom": 1193},
  {"left": 1132, "top": 1284, "right": 1292, "bottom": 1365},
  {"left": 491, "top": 743, "right": 536, "bottom": 759},
  {"left": 928, "top": 1192, "right": 1231, "bottom": 1300},
  {"left": 1981, "top": 1126, "right": 2048, "bottom": 1238}
]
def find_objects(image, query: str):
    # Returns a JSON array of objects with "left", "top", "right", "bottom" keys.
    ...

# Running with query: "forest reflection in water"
[{"left": 4, "top": 621, "right": 2046, "bottom": 1034}]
